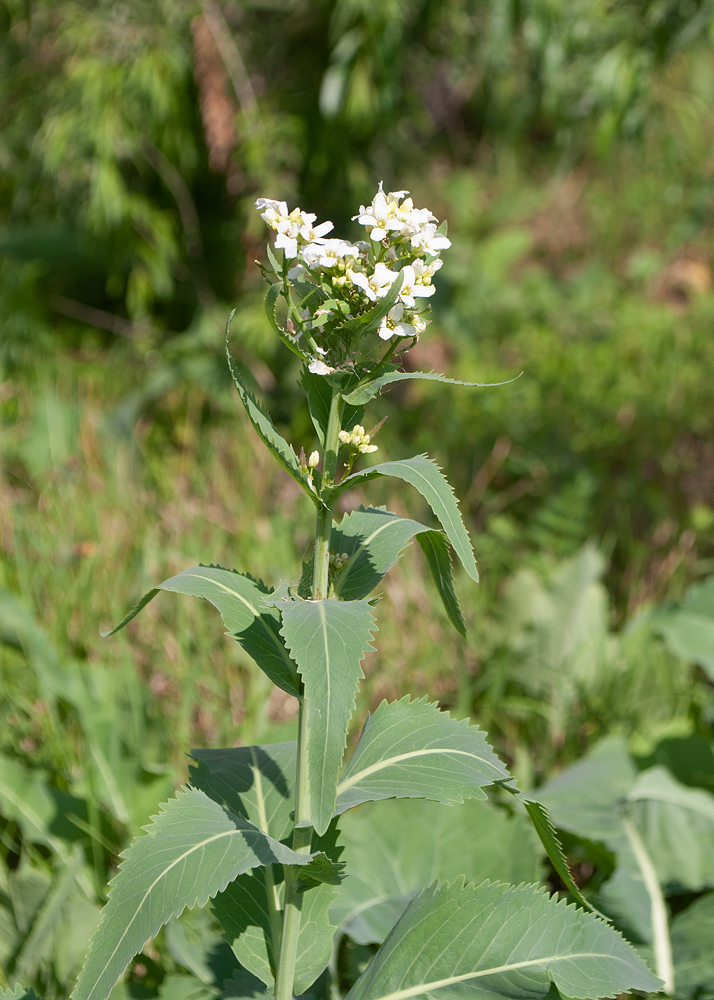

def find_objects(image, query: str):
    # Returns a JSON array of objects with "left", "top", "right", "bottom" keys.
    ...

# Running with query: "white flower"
[
  {"left": 301, "top": 239, "right": 360, "bottom": 269},
  {"left": 356, "top": 183, "right": 408, "bottom": 241},
  {"left": 378, "top": 302, "right": 417, "bottom": 340},
  {"left": 397, "top": 265, "right": 436, "bottom": 308},
  {"left": 275, "top": 231, "right": 298, "bottom": 258},
  {"left": 410, "top": 223, "right": 451, "bottom": 254},
  {"left": 255, "top": 198, "right": 289, "bottom": 229},
  {"left": 308, "top": 359, "right": 336, "bottom": 375},
  {"left": 299, "top": 219, "right": 334, "bottom": 243}
]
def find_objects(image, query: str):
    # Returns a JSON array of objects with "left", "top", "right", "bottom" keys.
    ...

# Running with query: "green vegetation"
[{"left": 1, "top": 2, "right": 713, "bottom": 998}]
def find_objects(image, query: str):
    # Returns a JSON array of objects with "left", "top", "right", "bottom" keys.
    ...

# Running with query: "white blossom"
[{"left": 308, "top": 359, "right": 336, "bottom": 375}]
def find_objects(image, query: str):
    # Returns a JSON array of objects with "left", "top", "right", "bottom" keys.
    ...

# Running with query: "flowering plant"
[
  {"left": 67, "top": 185, "right": 662, "bottom": 1000},
  {"left": 255, "top": 184, "right": 450, "bottom": 374}
]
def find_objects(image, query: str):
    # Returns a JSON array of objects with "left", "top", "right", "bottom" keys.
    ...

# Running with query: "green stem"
[
  {"left": 623, "top": 816, "right": 674, "bottom": 995},
  {"left": 274, "top": 382, "right": 344, "bottom": 1000}
]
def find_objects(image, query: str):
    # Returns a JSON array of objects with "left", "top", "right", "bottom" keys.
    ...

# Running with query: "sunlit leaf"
[
  {"left": 335, "top": 697, "right": 507, "bottom": 814},
  {"left": 72, "top": 788, "right": 313, "bottom": 1000},
  {"left": 324, "top": 455, "right": 478, "bottom": 582},
  {"left": 277, "top": 598, "right": 378, "bottom": 834},
  {"left": 103, "top": 566, "right": 299, "bottom": 697},
  {"left": 346, "top": 880, "right": 661, "bottom": 1000},
  {"left": 343, "top": 370, "right": 518, "bottom": 406}
]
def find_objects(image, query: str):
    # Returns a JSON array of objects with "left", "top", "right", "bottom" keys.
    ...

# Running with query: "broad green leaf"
[
  {"left": 214, "top": 825, "right": 342, "bottom": 995},
  {"left": 300, "top": 368, "right": 364, "bottom": 448},
  {"left": 189, "top": 743, "right": 297, "bottom": 842},
  {"left": 155, "top": 975, "right": 215, "bottom": 1000},
  {"left": 0, "top": 989, "right": 43, "bottom": 1000},
  {"left": 278, "top": 599, "right": 378, "bottom": 834},
  {"left": 103, "top": 566, "right": 299, "bottom": 697},
  {"left": 332, "top": 798, "right": 543, "bottom": 946},
  {"left": 331, "top": 508, "right": 465, "bottom": 633},
  {"left": 627, "top": 766, "right": 714, "bottom": 891},
  {"left": 226, "top": 316, "right": 318, "bottom": 505},
  {"left": 346, "top": 880, "right": 661, "bottom": 1000},
  {"left": 221, "top": 968, "right": 270, "bottom": 999},
  {"left": 164, "top": 906, "right": 238, "bottom": 986},
  {"left": 648, "top": 576, "right": 714, "bottom": 679},
  {"left": 72, "top": 787, "right": 313, "bottom": 1000},
  {"left": 535, "top": 737, "right": 636, "bottom": 841},
  {"left": 324, "top": 456, "right": 478, "bottom": 582},
  {"left": 670, "top": 892, "right": 714, "bottom": 996},
  {"left": 334, "top": 697, "right": 507, "bottom": 814},
  {"left": 343, "top": 371, "right": 517, "bottom": 407}
]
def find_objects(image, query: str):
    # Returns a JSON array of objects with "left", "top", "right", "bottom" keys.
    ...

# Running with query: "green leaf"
[
  {"left": 324, "top": 456, "right": 478, "bottom": 582},
  {"left": 0, "top": 989, "right": 44, "bottom": 1000},
  {"left": 103, "top": 566, "right": 299, "bottom": 697},
  {"left": 342, "top": 271, "right": 405, "bottom": 338},
  {"left": 72, "top": 787, "right": 313, "bottom": 1000},
  {"left": 346, "top": 880, "right": 662, "bottom": 1000},
  {"left": 296, "top": 852, "right": 347, "bottom": 890},
  {"left": 300, "top": 368, "right": 364, "bottom": 448},
  {"left": 500, "top": 784, "right": 604, "bottom": 916},
  {"left": 670, "top": 892, "right": 714, "bottom": 996},
  {"left": 214, "top": 824, "right": 343, "bottom": 995},
  {"left": 330, "top": 507, "right": 465, "bottom": 632},
  {"left": 226, "top": 314, "right": 318, "bottom": 505},
  {"left": 648, "top": 576, "right": 714, "bottom": 679},
  {"left": 189, "top": 743, "right": 297, "bottom": 841},
  {"left": 277, "top": 599, "right": 378, "bottom": 834},
  {"left": 264, "top": 282, "right": 308, "bottom": 360},
  {"left": 335, "top": 697, "right": 507, "bottom": 814},
  {"left": 343, "top": 371, "right": 518, "bottom": 407},
  {"left": 332, "top": 798, "right": 543, "bottom": 947},
  {"left": 415, "top": 532, "right": 465, "bottom": 635}
]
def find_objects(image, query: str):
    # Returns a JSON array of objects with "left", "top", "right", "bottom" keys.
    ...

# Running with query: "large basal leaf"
[
  {"left": 103, "top": 566, "right": 299, "bottom": 697},
  {"left": 346, "top": 880, "right": 661, "bottom": 1000},
  {"left": 332, "top": 508, "right": 465, "bottom": 634},
  {"left": 324, "top": 456, "right": 478, "bottom": 583},
  {"left": 647, "top": 576, "right": 714, "bottom": 679},
  {"left": 343, "top": 370, "right": 517, "bottom": 407},
  {"left": 189, "top": 743, "right": 297, "bottom": 842},
  {"left": 214, "top": 824, "right": 342, "bottom": 995},
  {"left": 226, "top": 316, "right": 319, "bottom": 506},
  {"left": 72, "top": 787, "right": 313, "bottom": 1000},
  {"left": 334, "top": 697, "right": 507, "bottom": 814},
  {"left": 670, "top": 891, "right": 714, "bottom": 996},
  {"left": 331, "top": 798, "right": 543, "bottom": 947},
  {"left": 277, "top": 599, "right": 377, "bottom": 835}
]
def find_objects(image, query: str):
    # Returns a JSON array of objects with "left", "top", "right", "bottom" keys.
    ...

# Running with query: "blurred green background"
[{"left": 2, "top": 0, "right": 714, "bottom": 995}]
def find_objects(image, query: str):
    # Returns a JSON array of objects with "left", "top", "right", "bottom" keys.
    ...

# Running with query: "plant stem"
[
  {"left": 623, "top": 816, "right": 674, "bottom": 995},
  {"left": 274, "top": 382, "right": 344, "bottom": 1000}
]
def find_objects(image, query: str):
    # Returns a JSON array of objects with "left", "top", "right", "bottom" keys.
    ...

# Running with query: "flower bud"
[
  {"left": 308, "top": 450, "right": 320, "bottom": 468},
  {"left": 338, "top": 430, "right": 350, "bottom": 444}
]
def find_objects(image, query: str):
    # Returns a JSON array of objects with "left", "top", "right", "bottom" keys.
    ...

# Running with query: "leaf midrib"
[
  {"left": 360, "top": 951, "right": 637, "bottom": 1000},
  {"left": 82, "top": 825, "right": 263, "bottom": 1000},
  {"left": 337, "top": 748, "right": 503, "bottom": 796},
  {"left": 177, "top": 572, "right": 295, "bottom": 676}
]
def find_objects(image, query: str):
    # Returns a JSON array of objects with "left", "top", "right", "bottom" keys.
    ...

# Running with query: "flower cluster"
[
  {"left": 338, "top": 424, "right": 378, "bottom": 455},
  {"left": 255, "top": 184, "right": 450, "bottom": 371}
]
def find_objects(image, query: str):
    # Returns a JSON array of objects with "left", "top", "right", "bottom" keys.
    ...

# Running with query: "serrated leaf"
[
  {"left": 415, "top": 532, "right": 465, "bottom": 635},
  {"left": 103, "top": 567, "right": 299, "bottom": 697},
  {"left": 325, "top": 456, "right": 477, "bottom": 582},
  {"left": 72, "top": 787, "right": 313, "bottom": 1000},
  {"left": 334, "top": 697, "right": 507, "bottom": 814},
  {"left": 189, "top": 743, "right": 297, "bottom": 842},
  {"left": 332, "top": 798, "right": 543, "bottom": 947},
  {"left": 277, "top": 599, "right": 378, "bottom": 834},
  {"left": 346, "top": 880, "right": 662, "bottom": 1000},
  {"left": 499, "top": 783, "right": 603, "bottom": 916},
  {"left": 296, "top": 852, "right": 347, "bottom": 890},
  {"left": 343, "top": 371, "right": 518, "bottom": 407},
  {"left": 0, "top": 988, "right": 43, "bottom": 1000},
  {"left": 226, "top": 314, "right": 318, "bottom": 504},
  {"left": 215, "top": 825, "right": 342, "bottom": 995}
]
